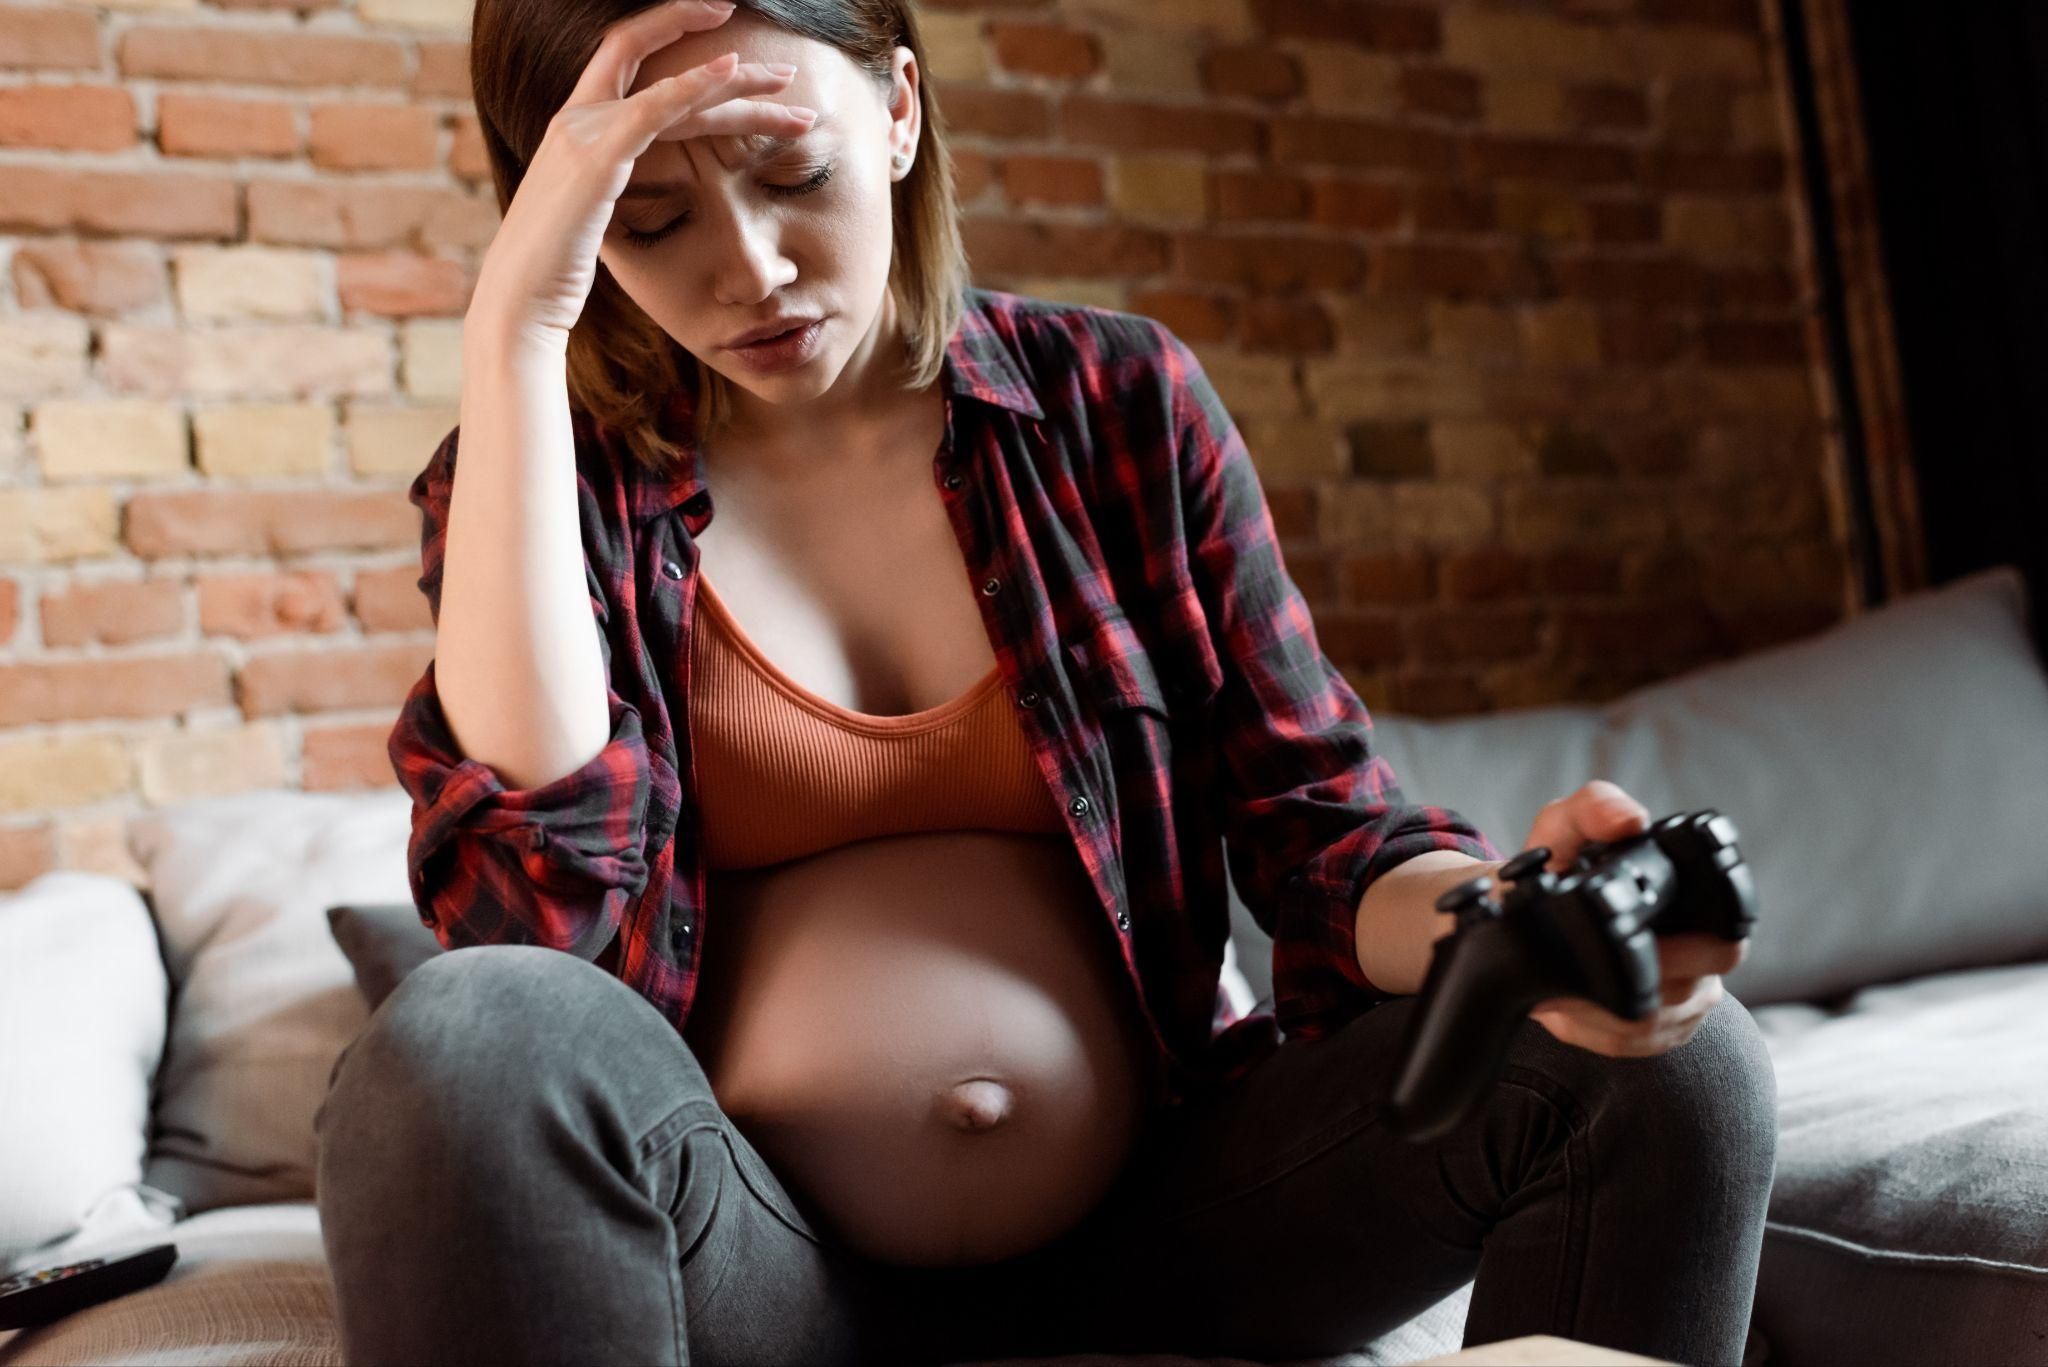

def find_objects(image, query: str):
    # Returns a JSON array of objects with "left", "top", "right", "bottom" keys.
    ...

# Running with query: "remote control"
[
  {"left": 1384, "top": 809, "right": 1758, "bottom": 1144},
  {"left": 0, "top": 1243, "right": 178, "bottom": 1330}
]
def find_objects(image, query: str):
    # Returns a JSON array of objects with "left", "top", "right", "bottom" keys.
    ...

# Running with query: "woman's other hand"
[{"left": 1514, "top": 780, "right": 1749, "bottom": 1058}]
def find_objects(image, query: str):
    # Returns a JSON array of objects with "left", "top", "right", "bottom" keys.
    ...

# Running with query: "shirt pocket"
[{"left": 1062, "top": 605, "right": 1222, "bottom": 722}]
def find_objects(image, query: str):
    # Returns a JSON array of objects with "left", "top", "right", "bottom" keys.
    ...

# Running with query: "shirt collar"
[{"left": 622, "top": 286, "right": 1045, "bottom": 526}]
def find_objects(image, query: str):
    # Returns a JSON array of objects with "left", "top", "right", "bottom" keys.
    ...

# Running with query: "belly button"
[{"left": 938, "top": 1078, "right": 1015, "bottom": 1133}]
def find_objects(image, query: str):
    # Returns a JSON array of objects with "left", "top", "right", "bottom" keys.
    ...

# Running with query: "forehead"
[{"left": 627, "top": 12, "right": 830, "bottom": 100}]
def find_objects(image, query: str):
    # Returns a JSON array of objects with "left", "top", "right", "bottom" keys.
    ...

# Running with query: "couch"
[{"left": 3, "top": 563, "right": 2044, "bottom": 1367}]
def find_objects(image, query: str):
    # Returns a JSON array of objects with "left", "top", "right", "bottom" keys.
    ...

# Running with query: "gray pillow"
[
  {"left": 325, "top": 904, "right": 445, "bottom": 1013},
  {"left": 1363, "top": 565, "right": 2048, "bottom": 1007}
]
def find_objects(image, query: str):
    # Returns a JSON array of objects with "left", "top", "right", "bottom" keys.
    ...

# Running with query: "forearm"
[
  {"left": 435, "top": 328, "right": 611, "bottom": 791},
  {"left": 1355, "top": 850, "right": 1501, "bottom": 996}
]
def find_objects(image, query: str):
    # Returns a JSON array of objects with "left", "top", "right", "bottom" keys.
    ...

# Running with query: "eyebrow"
[{"left": 619, "top": 112, "right": 835, "bottom": 200}]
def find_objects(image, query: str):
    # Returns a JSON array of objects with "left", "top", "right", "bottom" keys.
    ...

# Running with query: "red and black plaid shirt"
[{"left": 388, "top": 285, "right": 1501, "bottom": 1108}]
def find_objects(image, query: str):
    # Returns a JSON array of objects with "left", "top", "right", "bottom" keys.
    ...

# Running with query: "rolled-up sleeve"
[
  {"left": 386, "top": 424, "right": 653, "bottom": 961},
  {"left": 1164, "top": 329, "right": 1503, "bottom": 1040}
]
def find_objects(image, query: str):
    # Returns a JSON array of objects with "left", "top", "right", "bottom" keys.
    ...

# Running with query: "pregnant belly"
[{"left": 682, "top": 830, "right": 1164, "bottom": 1268}]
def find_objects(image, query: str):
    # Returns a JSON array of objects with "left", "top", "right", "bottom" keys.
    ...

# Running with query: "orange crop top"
[{"left": 688, "top": 572, "right": 1067, "bottom": 871}]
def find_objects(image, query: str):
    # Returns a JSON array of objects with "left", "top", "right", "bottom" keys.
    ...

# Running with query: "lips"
[{"left": 726, "top": 318, "right": 819, "bottom": 349}]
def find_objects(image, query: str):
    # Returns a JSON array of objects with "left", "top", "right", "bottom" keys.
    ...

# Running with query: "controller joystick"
[{"left": 1384, "top": 809, "right": 1758, "bottom": 1143}]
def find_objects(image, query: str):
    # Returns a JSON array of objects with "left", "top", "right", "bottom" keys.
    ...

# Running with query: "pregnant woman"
[{"left": 312, "top": 2, "right": 1778, "bottom": 1365}]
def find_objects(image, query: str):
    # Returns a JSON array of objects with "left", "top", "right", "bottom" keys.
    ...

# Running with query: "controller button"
[{"left": 1500, "top": 847, "right": 1550, "bottom": 882}]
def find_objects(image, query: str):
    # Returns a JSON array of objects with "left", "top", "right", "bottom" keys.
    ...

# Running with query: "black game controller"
[{"left": 1384, "top": 809, "right": 1758, "bottom": 1144}]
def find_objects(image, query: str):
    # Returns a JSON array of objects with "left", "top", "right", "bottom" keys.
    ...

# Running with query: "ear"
[{"left": 887, "top": 45, "right": 921, "bottom": 173}]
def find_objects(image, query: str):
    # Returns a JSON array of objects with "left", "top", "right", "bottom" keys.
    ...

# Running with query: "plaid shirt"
[{"left": 388, "top": 285, "right": 1502, "bottom": 1109}]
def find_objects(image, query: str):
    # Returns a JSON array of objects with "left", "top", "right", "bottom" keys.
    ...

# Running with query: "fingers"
[
  {"left": 657, "top": 94, "right": 817, "bottom": 143},
  {"left": 571, "top": 0, "right": 740, "bottom": 108},
  {"left": 1659, "top": 929, "right": 1748, "bottom": 977},
  {"left": 1523, "top": 780, "right": 1649, "bottom": 875}
]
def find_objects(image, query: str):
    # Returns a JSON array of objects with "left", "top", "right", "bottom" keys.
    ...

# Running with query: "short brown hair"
[{"left": 468, "top": 0, "right": 967, "bottom": 472}]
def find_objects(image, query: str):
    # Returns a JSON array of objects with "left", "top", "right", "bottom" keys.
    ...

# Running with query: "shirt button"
[
  {"left": 1017, "top": 688, "right": 1041, "bottom": 708},
  {"left": 662, "top": 560, "right": 683, "bottom": 580},
  {"left": 1068, "top": 794, "right": 1090, "bottom": 818},
  {"left": 684, "top": 492, "right": 710, "bottom": 516},
  {"left": 943, "top": 472, "right": 964, "bottom": 490},
  {"left": 1115, "top": 909, "right": 1131, "bottom": 932},
  {"left": 417, "top": 908, "right": 437, "bottom": 928},
  {"left": 981, "top": 577, "right": 1001, "bottom": 596}
]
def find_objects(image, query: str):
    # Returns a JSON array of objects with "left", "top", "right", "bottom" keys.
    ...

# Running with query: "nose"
[{"left": 708, "top": 198, "right": 797, "bottom": 307}]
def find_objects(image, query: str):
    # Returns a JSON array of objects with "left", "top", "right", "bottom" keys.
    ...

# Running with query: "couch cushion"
[
  {"left": 0, "top": 872, "right": 183, "bottom": 1279},
  {"left": 1361, "top": 565, "right": 2048, "bottom": 1006},
  {"left": 126, "top": 790, "right": 413, "bottom": 1217},
  {"left": 0, "top": 1197, "right": 1470, "bottom": 1367},
  {"left": 0, "top": 1202, "right": 340, "bottom": 1367},
  {"left": 1748, "top": 959, "right": 2048, "bottom": 1367}
]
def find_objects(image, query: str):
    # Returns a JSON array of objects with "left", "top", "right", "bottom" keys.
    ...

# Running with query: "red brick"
[
  {"left": 1241, "top": 295, "right": 1333, "bottom": 353},
  {"left": 1173, "top": 232, "right": 1366, "bottom": 290},
  {"left": 935, "top": 87, "right": 1053, "bottom": 139},
  {"left": 1700, "top": 318, "right": 1810, "bottom": 365},
  {"left": 1341, "top": 551, "right": 1433, "bottom": 604},
  {"left": 0, "top": 824, "right": 57, "bottom": 891},
  {"left": 0, "top": 579, "right": 16, "bottom": 642},
  {"left": 337, "top": 250, "right": 474, "bottom": 316},
  {"left": 1587, "top": 197, "right": 1662, "bottom": 244},
  {"left": 124, "top": 490, "right": 418, "bottom": 558},
  {"left": 960, "top": 217, "right": 1170, "bottom": 278},
  {"left": 309, "top": 103, "right": 438, "bottom": 172},
  {"left": 1645, "top": 147, "right": 1787, "bottom": 193},
  {"left": 1257, "top": 0, "right": 1441, "bottom": 52},
  {"left": 1400, "top": 67, "right": 1481, "bottom": 120},
  {"left": 1306, "top": 177, "right": 1406, "bottom": 231},
  {"left": 1059, "top": 96, "right": 1262, "bottom": 156},
  {"left": 1202, "top": 46, "right": 1300, "bottom": 102},
  {"left": 1566, "top": 83, "right": 1652, "bottom": 131},
  {"left": 119, "top": 27, "right": 407, "bottom": 89},
  {"left": 1440, "top": 549, "right": 1537, "bottom": 602},
  {"left": 448, "top": 112, "right": 488, "bottom": 181},
  {"left": 1539, "top": 549, "right": 1624, "bottom": 595},
  {"left": 1464, "top": 135, "right": 1637, "bottom": 186},
  {"left": 12, "top": 241, "right": 167, "bottom": 313},
  {"left": 1404, "top": 605, "right": 1544, "bottom": 664},
  {"left": 988, "top": 22, "right": 1097, "bottom": 79},
  {"left": 198, "top": 570, "right": 347, "bottom": 639},
  {"left": 158, "top": 94, "right": 298, "bottom": 158},
  {"left": 1413, "top": 182, "right": 1493, "bottom": 233},
  {"left": 1390, "top": 670, "right": 1488, "bottom": 718},
  {"left": 951, "top": 148, "right": 994, "bottom": 202},
  {"left": 413, "top": 40, "right": 471, "bottom": 100},
  {"left": 1209, "top": 170, "right": 1308, "bottom": 221},
  {"left": 39, "top": 579, "right": 184, "bottom": 647},
  {"left": 998, "top": 155, "right": 1103, "bottom": 208},
  {"left": 1372, "top": 243, "right": 1531, "bottom": 299},
  {"left": 0, "top": 4, "right": 101, "bottom": 70},
  {"left": 0, "top": 165, "right": 237, "bottom": 238},
  {"left": 0, "top": 654, "right": 229, "bottom": 725},
  {"left": 1127, "top": 289, "right": 1234, "bottom": 343},
  {"left": 1640, "top": 0, "right": 1764, "bottom": 28},
  {"left": 1270, "top": 115, "right": 1455, "bottom": 173},
  {"left": 1550, "top": 253, "right": 1707, "bottom": 307},
  {"left": 236, "top": 641, "right": 433, "bottom": 717},
  {"left": 1313, "top": 610, "right": 1408, "bottom": 668},
  {"left": 351, "top": 564, "right": 434, "bottom": 632},
  {"left": 0, "top": 85, "right": 137, "bottom": 153},
  {"left": 302, "top": 723, "right": 400, "bottom": 790},
  {"left": 1600, "top": 310, "right": 1689, "bottom": 365}
]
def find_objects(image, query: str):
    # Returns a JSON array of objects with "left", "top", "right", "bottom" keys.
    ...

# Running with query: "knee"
[
  {"left": 1514, "top": 990, "right": 1778, "bottom": 1184},
  {"left": 318, "top": 944, "right": 709, "bottom": 1149}
]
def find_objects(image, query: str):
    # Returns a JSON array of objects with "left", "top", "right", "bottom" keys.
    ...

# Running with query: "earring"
[{"left": 893, "top": 152, "right": 911, "bottom": 174}]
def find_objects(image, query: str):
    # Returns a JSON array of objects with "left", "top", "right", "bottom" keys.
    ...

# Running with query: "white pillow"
[
  {"left": 127, "top": 789, "right": 413, "bottom": 1217},
  {"left": 0, "top": 872, "right": 183, "bottom": 1278}
]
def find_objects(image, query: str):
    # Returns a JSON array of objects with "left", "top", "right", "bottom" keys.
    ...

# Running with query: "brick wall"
[{"left": 0, "top": 0, "right": 1854, "bottom": 888}]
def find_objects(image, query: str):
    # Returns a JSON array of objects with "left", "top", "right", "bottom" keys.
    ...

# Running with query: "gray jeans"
[{"left": 314, "top": 943, "right": 1777, "bottom": 1366}]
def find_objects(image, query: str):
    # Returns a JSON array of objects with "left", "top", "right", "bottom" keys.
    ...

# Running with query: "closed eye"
[{"left": 619, "top": 162, "right": 836, "bottom": 249}]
